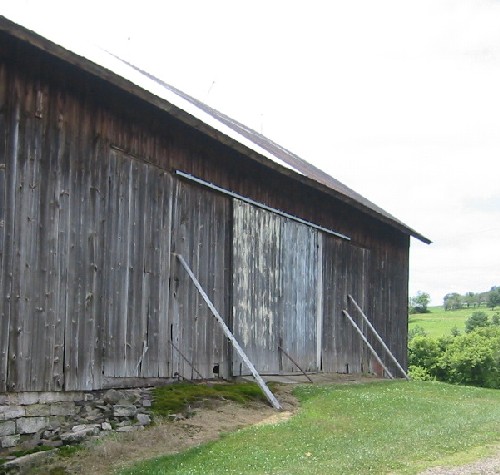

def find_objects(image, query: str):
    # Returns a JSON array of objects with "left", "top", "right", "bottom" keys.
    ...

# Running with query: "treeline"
[
  {"left": 408, "top": 311, "right": 500, "bottom": 389},
  {"left": 443, "top": 286, "right": 500, "bottom": 310}
]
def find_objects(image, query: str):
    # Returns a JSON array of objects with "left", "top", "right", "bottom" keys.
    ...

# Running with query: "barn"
[{"left": 0, "top": 17, "right": 429, "bottom": 401}]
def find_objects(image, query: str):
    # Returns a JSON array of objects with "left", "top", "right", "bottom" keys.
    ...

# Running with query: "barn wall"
[{"left": 0, "top": 31, "right": 410, "bottom": 391}]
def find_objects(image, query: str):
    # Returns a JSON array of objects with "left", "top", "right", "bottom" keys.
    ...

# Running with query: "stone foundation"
[{"left": 0, "top": 388, "right": 153, "bottom": 455}]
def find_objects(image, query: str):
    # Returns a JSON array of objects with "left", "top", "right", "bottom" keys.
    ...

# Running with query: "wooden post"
[
  {"left": 341, "top": 310, "right": 394, "bottom": 379},
  {"left": 348, "top": 295, "right": 409, "bottom": 380},
  {"left": 174, "top": 253, "right": 282, "bottom": 410}
]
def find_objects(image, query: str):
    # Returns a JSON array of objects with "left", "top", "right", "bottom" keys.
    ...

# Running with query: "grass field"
[
  {"left": 120, "top": 381, "right": 500, "bottom": 475},
  {"left": 409, "top": 306, "right": 498, "bottom": 337}
]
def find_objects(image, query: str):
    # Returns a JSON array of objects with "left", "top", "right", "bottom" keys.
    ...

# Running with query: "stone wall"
[{"left": 0, "top": 388, "right": 153, "bottom": 454}]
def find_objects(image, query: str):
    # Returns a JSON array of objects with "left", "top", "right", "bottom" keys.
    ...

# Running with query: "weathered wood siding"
[
  {"left": 169, "top": 180, "right": 230, "bottom": 379},
  {"left": 0, "top": 69, "right": 68, "bottom": 391},
  {"left": 232, "top": 201, "right": 319, "bottom": 375},
  {"left": 0, "top": 62, "right": 179, "bottom": 390}
]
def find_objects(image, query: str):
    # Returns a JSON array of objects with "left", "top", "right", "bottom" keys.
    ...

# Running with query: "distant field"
[{"left": 409, "top": 306, "right": 498, "bottom": 338}]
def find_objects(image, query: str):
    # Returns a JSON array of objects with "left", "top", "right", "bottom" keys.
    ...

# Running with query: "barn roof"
[{"left": 0, "top": 15, "right": 430, "bottom": 244}]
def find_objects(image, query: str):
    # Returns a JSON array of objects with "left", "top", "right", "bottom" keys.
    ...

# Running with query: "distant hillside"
[{"left": 409, "top": 306, "right": 499, "bottom": 338}]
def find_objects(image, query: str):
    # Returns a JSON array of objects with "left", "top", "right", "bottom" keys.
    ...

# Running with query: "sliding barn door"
[
  {"left": 280, "top": 219, "right": 319, "bottom": 372},
  {"left": 232, "top": 201, "right": 320, "bottom": 375},
  {"left": 232, "top": 202, "right": 281, "bottom": 374}
]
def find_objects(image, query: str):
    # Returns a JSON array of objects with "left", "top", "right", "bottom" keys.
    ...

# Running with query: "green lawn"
[
  {"left": 120, "top": 381, "right": 500, "bottom": 475},
  {"left": 409, "top": 306, "right": 498, "bottom": 337}
]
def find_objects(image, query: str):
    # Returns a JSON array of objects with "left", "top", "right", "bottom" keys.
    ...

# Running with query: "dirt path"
[{"left": 419, "top": 449, "right": 500, "bottom": 475}]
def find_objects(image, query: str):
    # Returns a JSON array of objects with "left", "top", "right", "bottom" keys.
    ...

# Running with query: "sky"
[{"left": 1, "top": 0, "right": 499, "bottom": 305}]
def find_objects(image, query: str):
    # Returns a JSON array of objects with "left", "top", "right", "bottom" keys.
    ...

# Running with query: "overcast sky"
[{"left": 2, "top": 0, "right": 499, "bottom": 305}]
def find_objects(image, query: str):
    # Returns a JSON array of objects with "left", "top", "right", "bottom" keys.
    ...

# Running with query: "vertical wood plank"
[
  {"left": 42, "top": 84, "right": 64, "bottom": 390},
  {"left": 102, "top": 150, "right": 118, "bottom": 378},
  {"left": 149, "top": 168, "right": 163, "bottom": 376},
  {"left": 64, "top": 94, "right": 85, "bottom": 390},
  {"left": 3, "top": 86, "right": 19, "bottom": 387},
  {"left": 56, "top": 89, "right": 71, "bottom": 391},
  {"left": 0, "top": 163, "right": 5, "bottom": 388},
  {"left": 113, "top": 154, "right": 132, "bottom": 377},
  {"left": 126, "top": 159, "right": 146, "bottom": 376},
  {"left": 156, "top": 170, "right": 173, "bottom": 378},
  {"left": 0, "top": 62, "right": 9, "bottom": 391},
  {"left": 28, "top": 80, "right": 48, "bottom": 390},
  {"left": 316, "top": 233, "right": 323, "bottom": 370}
]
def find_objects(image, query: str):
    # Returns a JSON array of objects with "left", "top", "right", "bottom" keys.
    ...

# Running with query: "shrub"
[
  {"left": 407, "top": 328, "right": 500, "bottom": 389},
  {"left": 465, "top": 311, "right": 490, "bottom": 333},
  {"left": 408, "top": 325, "right": 427, "bottom": 340},
  {"left": 492, "top": 313, "right": 500, "bottom": 326},
  {"left": 437, "top": 327, "right": 500, "bottom": 388},
  {"left": 408, "top": 365, "right": 434, "bottom": 381},
  {"left": 408, "top": 336, "right": 441, "bottom": 375}
]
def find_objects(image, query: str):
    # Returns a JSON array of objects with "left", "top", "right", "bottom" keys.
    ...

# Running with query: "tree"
[
  {"left": 443, "top": 292, "right": 463, "bottom": 311},
  {"left": 464, "top": 292, "right": 476, "bottom": 308},
  {"left": 488, "top": 287, "right": 500, "bottom": 309},
  {"left": 476, "top": 292, "right": 488, "bottom": 307},
  {"left": 410, "top": 291, "right": 431, "bottom": 314}
]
